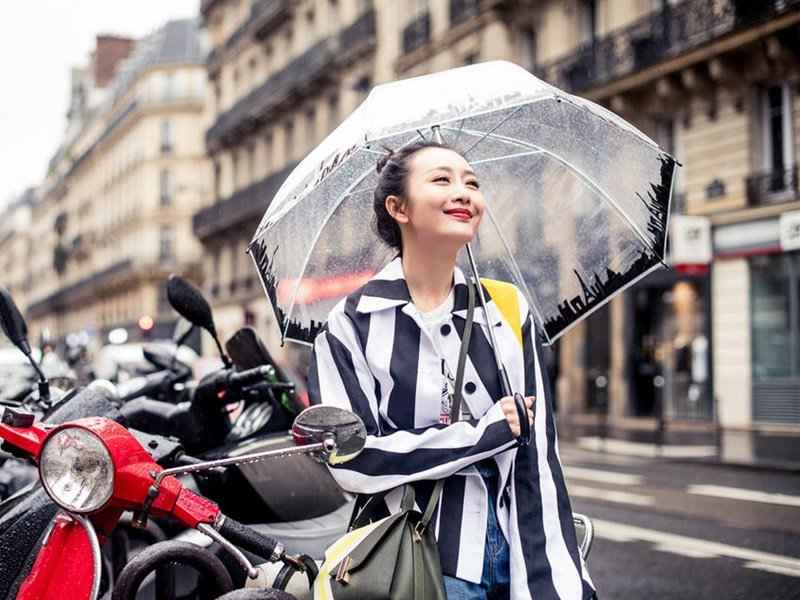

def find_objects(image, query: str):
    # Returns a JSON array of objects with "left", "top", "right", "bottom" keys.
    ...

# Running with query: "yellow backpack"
[{"left": 480, "top": 278, "right": 523, "bottom": 348}]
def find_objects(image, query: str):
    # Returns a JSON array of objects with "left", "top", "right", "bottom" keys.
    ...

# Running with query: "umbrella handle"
[{"left": 513, "top": 392, "right": 531, "bottom": 446}]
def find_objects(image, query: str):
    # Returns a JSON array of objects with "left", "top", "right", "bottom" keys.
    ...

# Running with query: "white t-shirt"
[{"left": 416, "top": 288, "right": 472, "bottom": 422}]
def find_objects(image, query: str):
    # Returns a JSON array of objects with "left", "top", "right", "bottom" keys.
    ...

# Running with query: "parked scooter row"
[{"left": 0, "top": 280, "right": 354, "bottom": 599}]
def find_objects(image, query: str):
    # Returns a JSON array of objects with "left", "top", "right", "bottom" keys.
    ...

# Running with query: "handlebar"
[{"left": 218, "top": 515, "right": 281, "bottom": 562}]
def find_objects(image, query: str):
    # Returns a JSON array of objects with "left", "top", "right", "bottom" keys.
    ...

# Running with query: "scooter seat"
[
  {"left": 247, "top": 497, "right": 354, "bottom": 560},
  {"left": 174, "top": 498, "right": 354, "bottom": 561}
]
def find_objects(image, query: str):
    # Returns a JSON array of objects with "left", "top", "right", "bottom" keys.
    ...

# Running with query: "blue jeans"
[{"left": 444, "top": 462, "right": 510, "bottom": 600}]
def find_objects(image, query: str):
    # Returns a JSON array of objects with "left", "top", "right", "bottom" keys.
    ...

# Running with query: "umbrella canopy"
[{"left": 249, "top": 61, "right": 676, "bottom": 345}]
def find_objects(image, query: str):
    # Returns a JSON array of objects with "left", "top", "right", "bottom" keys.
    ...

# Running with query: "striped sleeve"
[{"left": 308, "top": 308, "right": 518, "bottom": 495}]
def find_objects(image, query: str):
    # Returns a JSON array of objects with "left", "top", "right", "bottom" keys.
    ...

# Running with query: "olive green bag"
[{"left": 313, "top": 281, "right": 478, "bottom": 600}]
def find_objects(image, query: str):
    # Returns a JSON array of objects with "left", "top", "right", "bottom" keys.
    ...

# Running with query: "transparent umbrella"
[{"left": 249, "top": 61, "right": 676, "bottom": 349}]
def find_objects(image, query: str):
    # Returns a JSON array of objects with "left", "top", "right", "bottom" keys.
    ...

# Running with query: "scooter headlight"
[{"left": 39, "top": 427, "right": 114, "bottom": 513}]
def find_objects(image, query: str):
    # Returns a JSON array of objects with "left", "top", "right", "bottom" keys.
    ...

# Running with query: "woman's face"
[{"left": 391, "top": 147, "right": 485, "bottom": 249}]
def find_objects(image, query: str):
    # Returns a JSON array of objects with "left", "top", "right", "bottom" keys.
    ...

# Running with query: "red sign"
[{"left": 277, "top": 270, "right": 375, "bottom": 305}]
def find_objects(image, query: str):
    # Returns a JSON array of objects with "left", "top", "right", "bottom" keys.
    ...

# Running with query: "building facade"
[
  {"left": 195, "top": 0, "right": 800, "bottom": 432},
  {"left": 25, "top": 20, "right": 211, "bottom": 347}
]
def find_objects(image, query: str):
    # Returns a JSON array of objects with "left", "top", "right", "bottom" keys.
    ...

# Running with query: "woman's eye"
[
  {"left": 467, "top": 180, "right": 480, "bottom": 189},
  {"left": 434, "top": 176, "right": 450, "bottom": 183}
]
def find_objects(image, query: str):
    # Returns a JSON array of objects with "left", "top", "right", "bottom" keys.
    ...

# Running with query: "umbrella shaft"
[{"left": 465, "top": 243, "right": 513, "bottom": 398}]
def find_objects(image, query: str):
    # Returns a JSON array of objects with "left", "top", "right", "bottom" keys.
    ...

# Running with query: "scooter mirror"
[
  {"left": 166, "top": 276, "right": 217, "bottom": 337},
  {"left": 0, "top": 287, "right": 32, "bottom": 356},
  {"left": 292, "top": 405, "right": 366, "bottom": 464},
  {"left": 167, "top": 276, "right": 231, "bottom": 368}
]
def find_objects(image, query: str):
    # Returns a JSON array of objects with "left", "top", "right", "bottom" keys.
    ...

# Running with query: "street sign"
[
  {"left": 669, "top": 215, "right": 712, "bottom": 265},
  {"left": 779, "top": 210, "right": 800, "bottom": 252}
]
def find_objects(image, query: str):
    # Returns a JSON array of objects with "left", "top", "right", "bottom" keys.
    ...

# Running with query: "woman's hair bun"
[{"left": 375, "top": 147, "right": 394, "bottom": 174}]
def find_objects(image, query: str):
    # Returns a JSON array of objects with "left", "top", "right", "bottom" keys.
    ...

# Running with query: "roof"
[{"left": 111, "top": 18, "right": 206, "bottom": 102}]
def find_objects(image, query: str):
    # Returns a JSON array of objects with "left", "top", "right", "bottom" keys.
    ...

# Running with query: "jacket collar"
[{"left": 356, "top": 257, "right": 502, "bottom": 326}]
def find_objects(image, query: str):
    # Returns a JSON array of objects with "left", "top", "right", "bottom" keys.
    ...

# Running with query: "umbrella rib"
[
  {"left": 456, "top": 105, "right": 525, "bottom": 158},
  {"left": 480, "top": 202, "right": 549, "bottom": 340},
  {"left": 446, "top": 125, "right": 659, "bottom": 256},
  {"left": 469, "top": 150, "right": 546, "bottom": 165}
]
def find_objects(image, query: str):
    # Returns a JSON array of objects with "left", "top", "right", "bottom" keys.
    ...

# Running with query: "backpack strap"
[{"left": 480, "top": 278, "right": 522, "bottom": 347}]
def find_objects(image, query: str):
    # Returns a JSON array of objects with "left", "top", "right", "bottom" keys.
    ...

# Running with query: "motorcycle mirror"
[
  {"left": 291, "top": 405, "right": 367, "bottom": 464},
  {"left": 0, "top": 287, "right": 50, "bottom": 401},
  {"left": 0, "top": 287, "right": 32, "bottom": 356},
  {"left": 166, "top": 276, "right": 231, "bottom": 367}
]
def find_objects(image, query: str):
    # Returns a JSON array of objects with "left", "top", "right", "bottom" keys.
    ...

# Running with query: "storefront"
[{"left": 714, "top": 210, "right": 800, "bottom": 426}]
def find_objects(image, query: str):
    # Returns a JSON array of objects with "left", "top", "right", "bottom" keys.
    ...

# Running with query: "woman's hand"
[{"left": 499, "top": 395, "right": 535, "bottom": 438}]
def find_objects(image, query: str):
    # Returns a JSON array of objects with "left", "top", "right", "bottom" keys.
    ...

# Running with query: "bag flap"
[{"left": 335, "top": 510, "right": 411, "bottom": 573}]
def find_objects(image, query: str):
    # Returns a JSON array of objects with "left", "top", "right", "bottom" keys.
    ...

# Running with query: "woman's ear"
[{"left": 385, "top": 195, "right": 409, "bottom": 224}]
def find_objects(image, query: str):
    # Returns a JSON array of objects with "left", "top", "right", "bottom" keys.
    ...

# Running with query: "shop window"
[{"left": 750, "top": 253, "right": 800, "bottom": 380}]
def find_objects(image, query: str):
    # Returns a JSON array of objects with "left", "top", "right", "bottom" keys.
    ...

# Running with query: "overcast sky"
[{"left": 0, "top": 0, "right": 200, "bottom": 207}]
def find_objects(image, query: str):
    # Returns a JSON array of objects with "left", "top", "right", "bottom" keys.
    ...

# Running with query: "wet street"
[{"left": 561, "top": 444, "right": 800, "bottom": 599}]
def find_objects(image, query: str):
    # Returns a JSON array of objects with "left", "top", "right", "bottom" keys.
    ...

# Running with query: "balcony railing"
[
  {"left": 192, "top": 162, "right": 297, "bottom": 241},
  {"left": 450, "top": 0, "right": 480, "bottom": 27},
  {"left": 402, "top": 13, "right": 431, "bottom": 55},
  {"left": 338, "top": 9, "right": 377, "bottom": 65},
  {"left": 746, "top": 165, "right": 799, "bottom": 207},
  {"left": 206, "top": 37, "right": 340, "bottom": 151},
  {"left": 207, "top": 0, "right": 291, "bottom": 73},
  {"left": 536, "top": 0, "right": 800, "bottom": 93}
]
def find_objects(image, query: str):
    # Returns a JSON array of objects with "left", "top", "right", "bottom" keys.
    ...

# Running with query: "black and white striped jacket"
[{"left": 308, "top": 257, "right": 595, "bottom": 599}]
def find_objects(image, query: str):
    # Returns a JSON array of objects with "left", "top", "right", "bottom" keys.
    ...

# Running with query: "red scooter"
[{"left": 0, "top": 400, "right": 366, "bottom": 600}]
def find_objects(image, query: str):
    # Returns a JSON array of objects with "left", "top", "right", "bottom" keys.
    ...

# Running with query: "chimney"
[{"left": 94, "top": 34, "right": 135, "bottom": 88}]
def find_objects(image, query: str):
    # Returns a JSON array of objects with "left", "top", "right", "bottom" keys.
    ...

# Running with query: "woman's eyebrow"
[{"left": 427, "top": 165, "right": 477, "bottom": 177}]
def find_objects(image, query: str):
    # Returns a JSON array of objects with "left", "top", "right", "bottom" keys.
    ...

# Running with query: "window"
[
  {"left": 164, "top": 73, "right": 176, "bottom": 100},
  {"left": 232, "top": 68, "right": 240, "bottom": 96},
  {"left": 159, "top": 226, "right": 175, "bottom": 262},
  {"left": 751, "top": 253, "right": 800, "bottom": 380},
  {"left": 160, "top": 120, "right": 173, "bottom": 154},
  {"left": 328, "top": 94, "right": 339, "bottom": 130},
  {"left": 284, "top": 120, "right": 295, "bottom": 161},
  {"left": 232, "top": 152, "right": 240, "bottom": 190},
  {"left": 247, "top": 144, "right": 256, "bottom": 184},
  {"left": 264, "top": 132, "right": 274, "bottom": 173},
  {"left": 518, "top": 27, "right": 537, "bottom": 71},
  {"left": 249, "top": 57, "right": 258, "bottom": 90},
  {"left": 305, "top": 108, "right": 317, "bottom": 146},
  {"left": 213, "top": 160, "right": 221, "bottom": 201},
  {"left": 160, "top": 169, "right": 174, "bottom": 206},
  {"left": 761, "top": 83, "right": 794, "bottom": 190},
  {"left": 157, "top": 283, "right": 172, "bottom": 315},
  {"left": 581, "top": 0, "right": 599, "bottom": 44}
]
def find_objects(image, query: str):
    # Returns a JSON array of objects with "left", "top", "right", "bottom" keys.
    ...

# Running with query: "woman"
[{"left": 308, "top": 141, "right": 596, "bottom": 600}]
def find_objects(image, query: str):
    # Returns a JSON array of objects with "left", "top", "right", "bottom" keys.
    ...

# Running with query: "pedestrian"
[{"left": 309, "top": 140, "right": 596, "bottom": 599}]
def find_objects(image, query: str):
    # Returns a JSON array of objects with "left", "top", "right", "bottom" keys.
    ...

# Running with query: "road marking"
[
  {"left": 569, "top": 484, "right": 654, "bottom": 507},
  {"left": 563, "top": 466, "right": 643, "bottom": 486},
  {"left": 594, "top": 519, "right": 800, "bottom": 577},
  {"left": 687, "top": 484, "right": 800, "bottom": 508},
  {"left": 560, "top": 447, "right": 647, "bottom": 467},
  {"left": 578, "top": 437, "right": 717, "bottom": 458}
]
